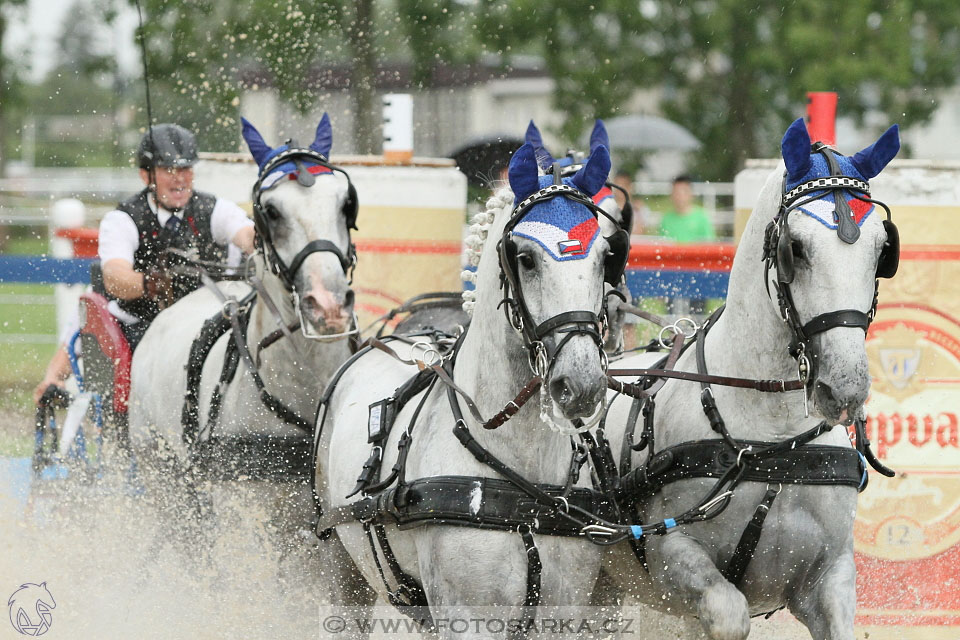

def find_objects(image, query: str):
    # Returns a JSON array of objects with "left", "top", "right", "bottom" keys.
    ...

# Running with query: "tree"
[
  {"left": 476, "top": 0, "right": 656, "bottom": 142},
  {"left": 0, "top": 0, "right": 28, "bottom": 172},
  {"left": 479, "top": 0, "right": 960, "bottom": 181},
  {"left": 646, "top": 0, "right": 960, "bottom": 179}
]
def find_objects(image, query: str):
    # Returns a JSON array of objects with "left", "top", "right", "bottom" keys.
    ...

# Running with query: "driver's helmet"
[{"left": 137, "top": 123, "right": 198, "bottom": 169}]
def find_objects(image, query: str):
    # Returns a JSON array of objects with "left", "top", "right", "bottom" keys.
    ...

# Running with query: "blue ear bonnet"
[
  {"left": 510, "top": 174, "right": 602, "bottom": 262},
  {"left": 258, "top": 153, "right": 332, "bottom": 192},
  {"left": 786, "top": 154, "right": 877, "bottom": 230},
  {"left": 784, "top": 153, "right": 866, "bottom": 192},
  {"left": 242, "top": 115, "right": 334, "bottom": 191}
]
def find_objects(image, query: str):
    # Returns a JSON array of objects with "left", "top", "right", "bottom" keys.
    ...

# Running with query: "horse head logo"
[{"left": 7, "top": 583, "right": 55, "bottom": 636}]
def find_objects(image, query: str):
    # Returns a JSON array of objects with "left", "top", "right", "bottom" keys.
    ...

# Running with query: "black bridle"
[
  {"left": 763, "top": 142, "right": 900, "bottom": 387},
  {"left": 497, "top": 170, "right": 630, "bottom": 378},
  {"left": 251, "top": 145, "right": 359, "bottom": 292}
]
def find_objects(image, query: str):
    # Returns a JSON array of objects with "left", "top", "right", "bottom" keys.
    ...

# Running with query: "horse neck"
[
  {"left": 448, "top": 231, "right": 573, "bottom": 485},
  {"left": 692, "top": 204, "right": 819, "bottom": 438},
  {"left": 655, "top": 203, "right": 819, "bottom": 444},
  {"left": 246, "top": 268, "right": 350, "bottom": 414}
]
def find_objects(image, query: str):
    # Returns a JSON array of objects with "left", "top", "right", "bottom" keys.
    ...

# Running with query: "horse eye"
[
  {"left": 517, "top": 252, "right": 536, "bottom": 270},
  {"left": 265, "top": 204, "right": 281, "bottom": 221}
]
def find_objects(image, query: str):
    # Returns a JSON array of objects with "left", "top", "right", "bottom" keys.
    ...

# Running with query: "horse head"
[
  {"left": 242, "top": 115, "right": 357, "bottom": 335},
  {"left": 491, "top": 142, "right": 620, "bottom": 421},
  {"left": 757, "top": 118, "right": 900, "bottom": 423}
]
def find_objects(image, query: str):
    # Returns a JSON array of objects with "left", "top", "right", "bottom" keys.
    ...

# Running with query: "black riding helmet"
[{"left": 137, "top": 124, "right": 198, "bottom": 169}]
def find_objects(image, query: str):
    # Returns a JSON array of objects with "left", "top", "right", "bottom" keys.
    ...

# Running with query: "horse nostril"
[
  {"left": 343, "top": 289, "right": 355, "bottom": 310},
  {"left": 815, "top": 381, "right": 836, "bottom": 405},
  {"left": 549, "top": 376, "right": 576, "bottom": 407}
]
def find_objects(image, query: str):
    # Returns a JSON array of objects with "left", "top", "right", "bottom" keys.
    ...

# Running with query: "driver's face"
[{"left": 140, "top": 166, "right": 194, "bottom": 210}]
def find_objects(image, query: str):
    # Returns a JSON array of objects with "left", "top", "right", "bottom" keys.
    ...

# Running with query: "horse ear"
[
  {"left": 781, "top": 118, "right": 812, "bottom": 181},
  {"left": 241, "top": 117, "right": 273, "bottom": 169},
  {"left": 851, "top": 124, "right": 900, "bottom": 179},
  {"left": 525, "top": 120, "right": 554, "bottom": 169},
  {"left": 590, "top": 119, "right": 610, "bottom": 154},
  {"left": 310, "top": 113, "right": 333, "bottom": 158},
  {"left": 508, "top": 143, "right": 541, "bottom": 202},
  {"left": 570, "top": 144, "right": 611, "bottom": 196}
]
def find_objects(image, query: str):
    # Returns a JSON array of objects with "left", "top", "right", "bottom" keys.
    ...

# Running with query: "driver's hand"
[
  {"left": 144, "top": 268, "right": 174, "bottom": 309},
  {"left": 33, "top": 380, "right": 64, "bottom": 406}
]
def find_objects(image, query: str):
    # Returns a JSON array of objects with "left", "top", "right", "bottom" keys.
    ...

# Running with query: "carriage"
[{"left": 29, "top": 114, "right": 904, "bottom": 640}]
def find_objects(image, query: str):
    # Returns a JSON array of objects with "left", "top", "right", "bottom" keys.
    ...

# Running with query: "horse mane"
[{"left": 460, "top": 185, "right": 514, "bottom": 315}]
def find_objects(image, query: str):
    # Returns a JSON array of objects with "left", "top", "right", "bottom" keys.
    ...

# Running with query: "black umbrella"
[{"left": 449, "top": 135, "right": 525, "bottom": 188}]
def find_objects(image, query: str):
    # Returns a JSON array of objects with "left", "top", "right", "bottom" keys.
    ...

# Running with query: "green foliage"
[
  {"left": 477, "top": 0, "right": 656, "bottom": 141},
  {"left": 477, "top": 1, "right": 960, "bottom": 181},
  {"left": 644, "top": 0, "right": 960, "bottom": 180}
]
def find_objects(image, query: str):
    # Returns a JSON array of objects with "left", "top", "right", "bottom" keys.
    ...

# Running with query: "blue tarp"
[{"left": 0, "top": 256, "right": 94, "bottom": 284}]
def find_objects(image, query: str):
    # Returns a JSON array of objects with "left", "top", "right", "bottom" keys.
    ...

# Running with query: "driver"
[{"left": 98, "top": 123, "right": 255, "bottom": 350}]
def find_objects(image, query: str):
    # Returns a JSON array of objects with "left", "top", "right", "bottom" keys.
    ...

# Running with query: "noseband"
[
  {"left": 251, "top": 145, "right": 358, "bottom": 292},
  {"left": 763, "top": 142, "right": 900, "bottom": 386},
  {"left": 498, "top": 171, "right": 629, "bottom": 377}
]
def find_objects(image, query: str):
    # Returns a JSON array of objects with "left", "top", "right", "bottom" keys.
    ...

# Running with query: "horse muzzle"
[
  {"left": 294, "top": 288, "right": 357, "bottom": 340},
  {"left": 548, "top": 372, "right": 608, "bottom": 419}
]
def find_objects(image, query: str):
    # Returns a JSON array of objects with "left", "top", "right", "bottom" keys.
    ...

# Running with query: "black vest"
[{"left": 114, "top": 189, "right": 223, "bottom": 323}]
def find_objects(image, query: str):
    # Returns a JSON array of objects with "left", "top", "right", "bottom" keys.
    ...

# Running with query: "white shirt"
[{"left": 98, "top": 192, "right": 253, "bottom": 267}]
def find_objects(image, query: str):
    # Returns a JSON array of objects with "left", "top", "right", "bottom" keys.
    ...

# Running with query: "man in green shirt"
[
  {"left": 659, "top": 175, "right": 715, "bottom": 242},
  {"left": 659, "top": 175, "right": 713, "bottom": 315}
]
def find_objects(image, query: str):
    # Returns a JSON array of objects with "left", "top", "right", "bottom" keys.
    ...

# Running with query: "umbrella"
[
  {"left": 449, "top": 135, "right": 524, "bottom": 188},
  {"left": 584, "top": 115, "right": 701, "bottom": 151}
]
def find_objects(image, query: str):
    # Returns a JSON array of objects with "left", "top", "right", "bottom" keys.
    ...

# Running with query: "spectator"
[
  {"left": 659, "top": 175, "right": 713, "bottom": 316},
  {"left": 659, "top": 175, "right": 715, "bottom": 242}
]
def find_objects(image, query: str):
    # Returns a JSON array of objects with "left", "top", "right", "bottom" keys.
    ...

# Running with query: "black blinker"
[
  {"left": 604, "top": 229, "right": 630, "bottom": 284},
  {"left": 877, "top": 219, "right": 900, "bottom": 279},
  {"left": 776, "top": 222, "right": 795, "bottom": 284}
]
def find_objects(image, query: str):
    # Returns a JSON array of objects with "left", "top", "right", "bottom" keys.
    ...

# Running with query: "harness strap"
[
  {"left": 520, "top": 527, "right": 542, "bottom": 606},
  {"left": 801, "top": 309, "right": 869, "bottom": 338},
  {"left": 722, "top": 488, "right": 779, "bottom": 585},
  {"left": 366, "top": 335, "right": 544, "bottom": 431},
  {"left": 854, "top": 414, "right": 896, "bottom": 478},
  {"left": 375, "top": 524, "right": 430, "bottom": 608},
  {"left": 200, "top": 272, "right": 314, "bottom": 435},
  {"left": 618, "top": 437, "right": 861, "bottom": 503},
  {"left": 247, "top": 274, "right": 296, "bottom": 352},
  {"left": 317, "top": 475, "right": 620, "bottom": 536},
  {"left": 255, "top": 320, "right": 301, "bottom": 366},
  {"left": 608, "top": 368, "right": 805, "bottom": 394},
  {"left": 618, "top": 303, "right": 671, "bottom": 328}
]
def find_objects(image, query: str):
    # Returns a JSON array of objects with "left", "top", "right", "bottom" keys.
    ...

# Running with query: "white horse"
[
  {"left": 601, "top": 119, "right": 901, "bottom": 640},
  {"left": 129, "top": 115, "right": 356, "bottom": 475},
  {"left": 315, "top": 142, "right": 624, "bottom": 637}
]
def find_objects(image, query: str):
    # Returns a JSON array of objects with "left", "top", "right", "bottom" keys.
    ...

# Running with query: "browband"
[{"left": 783, "top": 176, "right": 870, "bottom": 207}]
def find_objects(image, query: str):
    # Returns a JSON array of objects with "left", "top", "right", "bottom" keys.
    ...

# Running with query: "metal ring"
[
  {"left": 658, "top": 325, "right": 678, "bottom": 349},
  {"left": 736, "top": 446, "right": 754, "bottom": 467},
  {"left": 674, "top": 317, "right": 699, "bottom": 338},
  {"left": 766, "top": 482, "right": 782, "bottom": 495},
  {"left": 555, "top": 496, "right": 570, "bottom": 513},
  {"left": 221, "top": 298, "right": 239, "bottom": 319},
  {"left": 411, "top": 340, "right": 441, "bottom": 367},
  {"left": 528, "top": 342, "right": 548, "bottom": 378}
]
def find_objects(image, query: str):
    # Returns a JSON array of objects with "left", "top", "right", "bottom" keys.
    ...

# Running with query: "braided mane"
[{"left": 460, "top": 186, "right": 514, "bottom": 316}]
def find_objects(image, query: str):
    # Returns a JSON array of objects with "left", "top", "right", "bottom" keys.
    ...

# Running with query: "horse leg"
[
  {"left": 648, "top": 534, "right": 750, "bottom": 640},
  {"left": 788, "top": 554, "right": 856, "bottom": 640}
]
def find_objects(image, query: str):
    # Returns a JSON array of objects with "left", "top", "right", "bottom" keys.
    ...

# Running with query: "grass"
[
  {"left": 3, "top": 234, "right": 49, "bottom": 255},
  {"left": 0, "top": 282, "right": 57, "bottom": 424}
]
